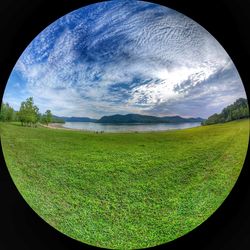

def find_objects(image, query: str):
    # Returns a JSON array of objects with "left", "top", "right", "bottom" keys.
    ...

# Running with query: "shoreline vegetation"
[
  {"left": 0, "top": 97, "right": 249, "bottom": 129},
  {"left": 202, "top": 98, "right": 249, "bottom": 125},
  {"left": 0, "top": 97, "right": 63, "bottom": 126},
  {"left": 0, "top": 118, "right": 249, "bottom": 249}
]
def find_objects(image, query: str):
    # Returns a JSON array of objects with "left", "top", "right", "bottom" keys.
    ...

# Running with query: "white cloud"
[{"left": 5, "top": 1, "right": 246, "bottom": 118}]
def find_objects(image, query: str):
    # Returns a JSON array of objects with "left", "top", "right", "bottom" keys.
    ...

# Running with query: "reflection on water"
[{"left": 62, "top": 122, "right": 201, "bottom": 132}]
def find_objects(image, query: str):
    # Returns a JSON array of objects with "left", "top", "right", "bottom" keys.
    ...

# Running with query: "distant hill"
[
  {"left": 53, "top": 115, "right": 97, "bottom": 122},
  {"left": 202, "top": 98, "right": 249, "bottom": 125},
  {"left": 51, "top": 116, "right": 65, "bottom": 123},
  {"left": 96, "top": 114, "right": 204, "bottom": 124},
  {"left": 161, "top": 115, "right": 204, "bottom": 123}
]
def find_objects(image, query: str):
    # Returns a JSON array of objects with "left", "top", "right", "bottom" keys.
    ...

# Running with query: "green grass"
[{"left": 0, "top": 119, "right": 249, "bottom": 249}]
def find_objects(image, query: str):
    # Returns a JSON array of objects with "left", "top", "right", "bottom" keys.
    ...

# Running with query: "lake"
[{"left": 62, "top": 122, "right": 201, "bottom": 132}]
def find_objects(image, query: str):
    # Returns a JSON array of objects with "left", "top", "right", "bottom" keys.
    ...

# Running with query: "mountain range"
[
  {"left": 96, "top": 114, "right": 204, "bottom": 123},
  {"left": 54, "top": 114, "right": 204, "bottom": 124}
]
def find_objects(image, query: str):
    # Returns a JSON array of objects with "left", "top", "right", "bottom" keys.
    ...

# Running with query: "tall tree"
[
  {"left": 42, "top": 110, "right": 52, "bottom": 125},
  {"left": 18, "top": 97, "right": 39, "bottom": 126}
]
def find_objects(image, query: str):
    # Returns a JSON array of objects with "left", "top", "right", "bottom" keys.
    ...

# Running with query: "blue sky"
[{"left": 3, "top": 0, "right": 247, "bottom": 118}]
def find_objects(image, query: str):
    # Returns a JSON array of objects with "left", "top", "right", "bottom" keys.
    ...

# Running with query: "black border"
[{"left": 0, "top": 0, "right": 249, "bottom": 249}]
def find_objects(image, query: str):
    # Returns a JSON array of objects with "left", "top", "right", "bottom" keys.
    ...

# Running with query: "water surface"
[{"left": 62, "top": 122, "right": 201, "bottom": 132}]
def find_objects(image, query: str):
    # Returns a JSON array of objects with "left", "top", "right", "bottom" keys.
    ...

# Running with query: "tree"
[
  {"left": 18, "top": 97, "right": 39, "bottom": 126},
  {"left": 41, "top": 110, "right": 52, "bottom": 125},
  {"left": 202, "top": 98, "right": 249, "bottom": 125},
  {"left": 0, "top": 102, "right": 15, "bottom": 122},
  {"left": 0, "top": 103, "right": 8, "bottom": 121}
]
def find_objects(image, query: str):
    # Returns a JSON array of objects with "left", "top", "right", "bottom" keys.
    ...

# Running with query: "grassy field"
[{"left": 0, "top": 119, "right": 249, "bottom": 249}]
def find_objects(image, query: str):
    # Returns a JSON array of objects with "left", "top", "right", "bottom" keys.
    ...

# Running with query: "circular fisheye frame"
[{"left": 1, "top": 1, "right": 249, "bottom": 249}]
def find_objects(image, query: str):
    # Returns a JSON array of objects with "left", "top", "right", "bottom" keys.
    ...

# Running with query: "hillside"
[
  {"left": 96, "top": 113, "right": 204, "bottom": 124},
  {"left": 202, "top": 98, "right": 249, "bottom": 125}
]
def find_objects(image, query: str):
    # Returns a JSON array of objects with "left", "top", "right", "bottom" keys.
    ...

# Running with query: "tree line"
[
  {"left": 0, "top": 97, "right": 64, "bottom": 126},
  {"left": 0, "top": 102, "right": 16, "bottom": 122},
  {"left": 202, "top": 98, "right": 249, "bottom": 125}
]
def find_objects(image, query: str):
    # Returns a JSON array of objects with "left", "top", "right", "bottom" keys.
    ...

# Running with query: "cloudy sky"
[{"left": 3, "top": 0, "right": 247, "bottom": 119}]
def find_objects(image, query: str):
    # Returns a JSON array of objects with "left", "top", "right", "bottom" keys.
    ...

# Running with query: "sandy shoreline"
[
  {"left": 40, "top": 123, "right": 108, "bottom": 132},
  {"left": 40, "top": 123, "right": 77, "bottom": 130}
]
